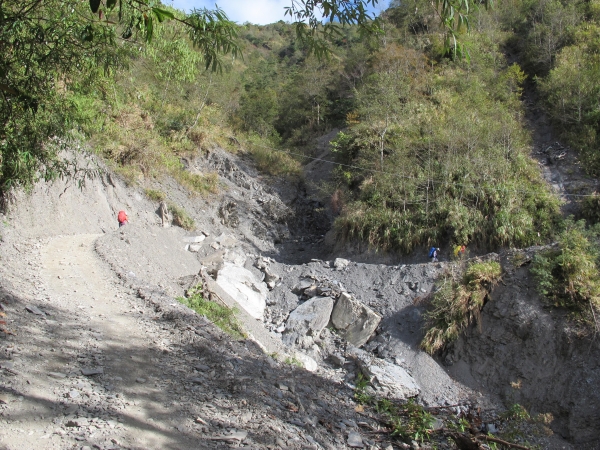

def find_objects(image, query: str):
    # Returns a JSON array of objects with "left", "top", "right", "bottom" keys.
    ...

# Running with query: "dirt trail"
[
  {"left": 0, "top": 234, "right": 209, "bottom": 449},
  {"left": 41, "top": 234, "right": 192, "bottom": 449}
]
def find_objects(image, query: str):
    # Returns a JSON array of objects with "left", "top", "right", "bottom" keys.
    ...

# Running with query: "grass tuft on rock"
[
  {"left": 177, "top": 287, "right": 245, "bottom": 339},
  {"left": 173, "top": 169, "right": 219, "bottom": 196},
  {"left": 144, "top": 188, "right": 166, "bottom": 202},
  {"left": 421, "top": 260, "right": 502, "bottom": 355},
  {"left": 168, "top": 202, "right": 195, "bottom": 231}
]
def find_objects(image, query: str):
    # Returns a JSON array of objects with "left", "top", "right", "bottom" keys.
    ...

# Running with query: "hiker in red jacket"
[{"left": 118, "top": 210, "right": 128, "bottom": 227}]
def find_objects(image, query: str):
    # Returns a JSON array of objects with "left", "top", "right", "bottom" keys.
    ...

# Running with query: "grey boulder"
[
  {"left": 331, "top": 292, "right": 381, "bottom": 347},
  {"left": 283, "top": 296, "right": 334, "bottom": 347},
  {"left": 355, "top": 351, "right": 420, "bottom": 400}
]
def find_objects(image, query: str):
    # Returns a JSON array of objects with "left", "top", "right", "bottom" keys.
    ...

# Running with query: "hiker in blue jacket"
[{"left": 429, "top": 247, "right": 440, "bottom": 262}]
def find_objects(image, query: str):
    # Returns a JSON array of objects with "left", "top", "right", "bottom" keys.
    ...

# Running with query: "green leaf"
[
  {"left": 89, "top": 0, "right": 101, "bottom": 14},
  {"left": 152, "top": 7, "right": 175, "bottom": 23},
  {"left": 145, "top": 15, "right": 154, "bottom": 41},
  {"left": 107, "top": 0, "right": 117, "bottom": 9}
]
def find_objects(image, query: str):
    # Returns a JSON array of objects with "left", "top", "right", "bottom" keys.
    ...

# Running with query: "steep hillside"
[
  {"left": 0, "top": 145, "right": 595, "bottom": 449},
  {"left": 448, "top": 249, "right": 600, "bottom": 445}
]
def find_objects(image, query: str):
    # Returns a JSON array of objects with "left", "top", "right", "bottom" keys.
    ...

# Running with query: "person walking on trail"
[
  {"left": 117, "top": 210, "right": 128, "bottom": 227},
  {"left": 429, "top": 247, "right": 440, "bottom": 262},
  {"left": 453, "top": 244, "right": 467, "bottom": 258}
]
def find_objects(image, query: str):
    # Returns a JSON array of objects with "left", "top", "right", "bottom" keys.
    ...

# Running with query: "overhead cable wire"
[{"left": 244, "top": 140, "right": 599, "bottom": 200}]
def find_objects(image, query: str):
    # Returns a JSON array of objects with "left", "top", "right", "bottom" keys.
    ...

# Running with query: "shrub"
[
  {"left": 144, "top": 188, "right": 166, "bottom": 202},
  {"left": 168, "top": 202, "right": 195, "bottom": 230},
  {"left": 177, "top": 287, "right": 245, "bottom": 339},
  {"left": 580, "top": 192, "right": 600, "bottom": 225},
  {"left": 388, "top": 399, "right": 435, "bottom": 443},
  {"left": 354, "top": 373, "right": 373, "bottom": 404},
  {"left": 354, "top": 374, "right": 434, "bottom": 443},
  {"left": 173, "top": 169, "right": 219, "bottom": 196},
  {"left": 421, "top": 260, "right": 503, "bottom": 354},
  {"left": 283, "top": 356, "right": 303, "bottom": 367},
  {"left": 244, "top": 134, "right": 302, "bottom": 177},
  {"left": 530, "top": 219, "right": 600, "bottom": 318}
]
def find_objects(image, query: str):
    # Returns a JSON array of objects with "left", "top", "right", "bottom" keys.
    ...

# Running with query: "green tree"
[
  {"left": 238, "top": 60, "right": 280, "bottom": 137},
  {"left": 0, "top": 0, "right": 240, "bottom": 197}
]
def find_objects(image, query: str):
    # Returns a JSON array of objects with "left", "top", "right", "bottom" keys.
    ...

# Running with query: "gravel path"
[{"left": 1, "top": 234, "right": 209, "bottom": 449}]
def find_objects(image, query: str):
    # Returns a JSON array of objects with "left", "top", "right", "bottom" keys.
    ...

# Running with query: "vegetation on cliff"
[
  {"left": 531, "top": 219, "right": 600, "bottom": 329},
  {"left": 4, "top": 0, "right": 600, "bottom": 256},
  {"left": 421, "top": 260, "right": 503, "bottom": 354}
]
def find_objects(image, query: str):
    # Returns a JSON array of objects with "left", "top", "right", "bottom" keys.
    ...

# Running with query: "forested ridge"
[{"left": 2, "top": 0, "right": 600, "bottom": 255}]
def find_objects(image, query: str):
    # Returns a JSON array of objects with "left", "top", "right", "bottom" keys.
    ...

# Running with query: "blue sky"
[{"left": 165, "top": 0, "right": 387, "bottom": 25}]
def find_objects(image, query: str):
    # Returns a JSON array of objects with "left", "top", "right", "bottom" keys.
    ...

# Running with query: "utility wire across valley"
[{"left": 246, "top": 140, "right": 597, "bottom": 200}]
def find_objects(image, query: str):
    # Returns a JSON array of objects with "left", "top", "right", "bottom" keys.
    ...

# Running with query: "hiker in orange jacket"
[{"left": 118, "top": 210, "right": 128, "bottom": 227}]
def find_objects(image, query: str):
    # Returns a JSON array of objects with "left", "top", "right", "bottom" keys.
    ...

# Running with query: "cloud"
[{"left": 166, "top": 0, "right": 292, "bottom": 24}]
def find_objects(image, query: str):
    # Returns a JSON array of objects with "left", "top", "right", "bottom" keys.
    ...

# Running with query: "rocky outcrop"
[{"left": 216, "top": 265, "right": 268, "bottom": 320}]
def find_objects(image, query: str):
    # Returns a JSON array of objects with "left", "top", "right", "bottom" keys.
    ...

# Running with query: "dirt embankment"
[{"left": 447, "top": 249, "right": 600, "bottom": 446}]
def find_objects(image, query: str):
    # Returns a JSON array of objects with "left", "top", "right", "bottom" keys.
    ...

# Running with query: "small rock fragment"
[
  {"left": 67, "top": 390, "right": 80, "bottom": 399},
  {"left": 347, "top": 431, "right": 364, "bottom": 448},
  {"left": 47, "top": 372, "right": 67, "bottom": 379},
  {"left": 26, "top": 305, "right": 45, "bottom": 315},
  {"left": 294, "top": 352, "right": 318, "bottom": 372},
  {"left": 330, "top": 353, "right": 346, "bottom": 367},
  {"left": 208, "top": 430, "right": 248, "bottom": 442},
  {"left": 334, "top": 258, "right": 350, "bottom": 270}
]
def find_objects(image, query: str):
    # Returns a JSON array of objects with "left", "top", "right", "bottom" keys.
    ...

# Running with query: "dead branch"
[{"left": 476, "top": 433, "right": 530, "bottom": 450}]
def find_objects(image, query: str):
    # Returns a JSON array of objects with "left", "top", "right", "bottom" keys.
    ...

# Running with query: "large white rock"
[
  {"left": 334, "top": 258, "right": 350, "bottom": 270},
  {"left": 331, "top": 293, "right": 381, "bottom": 347},
  {"left": 283, "top": 296, "right": 334, "bottom": 347},
  {"left": 294, "top": 352, "right": 318, "bottom": 372},
  {"left": 356, "top": 353, "right": 420, "bottom": 400},
  {"left": 216, "top": 264, "right": 268, "bottom": 320}
]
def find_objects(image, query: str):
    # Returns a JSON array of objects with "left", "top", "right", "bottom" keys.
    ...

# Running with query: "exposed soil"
[
  {"left": 0, "top": 219, "right": 376, "bottom": 450},
  {"left": 522, "top": 80, "right": 600, "bottom": 216}
]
